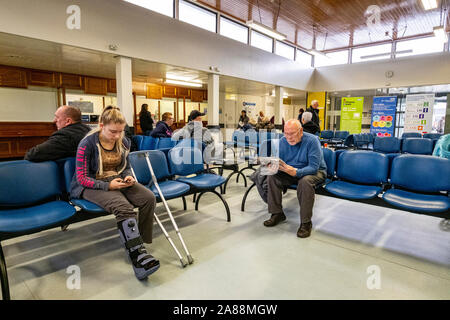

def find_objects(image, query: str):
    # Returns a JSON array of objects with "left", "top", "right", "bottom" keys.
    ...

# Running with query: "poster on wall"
[
  {"left": 404, "top": 94, "right": 434, "bottom": 133},
  {"left": 340, "top": 97, "right": 364, "bottom": 134},
  {"left": 370, "top": 96, "right": 397, "bottom": 137}
]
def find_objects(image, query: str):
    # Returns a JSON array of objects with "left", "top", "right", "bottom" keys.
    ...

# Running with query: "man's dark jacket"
[
  {"left": 151, "top": 121, "right": 173, "bottom": 138},
  {"left": 306, "top": 106, "right": 320, "bottom": 132},
  {"left": 25, "top": 122, "right": 91, "bottom": 162},
  {"left": 302, "top": 120, "right": 320, "bottom": 135}
]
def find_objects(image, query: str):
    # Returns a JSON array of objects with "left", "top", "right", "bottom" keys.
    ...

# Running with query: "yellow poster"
[{"left": 307, "top": 92, "right": 326, "bottom": 131}]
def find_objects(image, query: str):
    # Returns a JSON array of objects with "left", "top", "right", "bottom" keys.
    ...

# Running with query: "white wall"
[
  {"left": 0, "top": 86, "right": 58, "bottom": 121},
  {"left": 313, "top": 52, "right": 450, "bottom": 92},
  {"left": 0, "top": 0, "right": 314, "bottom": 91}
]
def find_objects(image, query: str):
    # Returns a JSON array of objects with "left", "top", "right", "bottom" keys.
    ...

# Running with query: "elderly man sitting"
[{"left": 263, "top": 119, "right": 327, "bottom": 238}]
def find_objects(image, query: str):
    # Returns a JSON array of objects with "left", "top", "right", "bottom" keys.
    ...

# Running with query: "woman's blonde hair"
[{"left": 86, "top": 105, "right": 127, "bottom": 154}]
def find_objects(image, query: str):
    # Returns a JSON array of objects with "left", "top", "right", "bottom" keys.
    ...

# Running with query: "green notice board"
[{"left": 340, "top": 97, "right": 364, "bottom": 134}]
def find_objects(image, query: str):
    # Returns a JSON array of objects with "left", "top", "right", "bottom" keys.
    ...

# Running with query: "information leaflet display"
[
  {"left": 404, "top": 94, "right": 434, "bottom": 133},
  {"left": 370, "top": 96, "right": 397, "bottom": 137},
  {"left": 340, "top": 97, "right": 364, "bottom": 134}
]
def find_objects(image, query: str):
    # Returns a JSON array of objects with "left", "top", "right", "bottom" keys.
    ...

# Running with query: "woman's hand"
[
  {"left": 123, "top": 176, "right": 136, "bottom": 185},
  {"left": 109, "top": 178, "right": 129, "bottom": 190}
]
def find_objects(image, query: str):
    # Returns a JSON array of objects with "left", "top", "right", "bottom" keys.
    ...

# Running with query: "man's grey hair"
[{"left": 302, "top": 111, "right": 313, "bottom": 123}]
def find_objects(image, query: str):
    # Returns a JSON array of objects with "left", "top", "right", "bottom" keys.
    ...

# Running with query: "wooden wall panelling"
[
  {"left": 0, "top": 65, "right": 27, "bottom": 88},
  {"left": 59, "top": 73, "right": 83, "bottom": 90},
  {"left": 133, "top": 82, "right": 147, "bottom": 96},
  {"left": 177, "top": 87, "right": 190, "bottom": 99},
  {"left": 84, "top": 77, "right": 108, "bottom": 95},
  {"left": 146, "top": 84, "right": 162, "bottom": 99},
  {"left": 27, "top": 70, "right": 56, "bottom": 87},
  {"left": 190, "top": 89, "right": 204, "bottom": 102},
  {"left": 163, "top": 86, "right": 177, "bottom": 98},
  {"left": 107, "top": 79, "right": 117, "bottom": 93},
  {"left": 203, "top": 90, "right": 207, "bottom": 101},
  {"left": 0, "top": 122, "right": 56, "bottom": 159}
]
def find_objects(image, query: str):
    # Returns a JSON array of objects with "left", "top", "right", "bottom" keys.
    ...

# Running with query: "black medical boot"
[{"left": 117, "top": 218, "right": 160, "bottom": 280}]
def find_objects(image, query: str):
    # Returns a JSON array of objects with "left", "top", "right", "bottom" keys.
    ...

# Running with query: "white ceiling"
[{"left": 0, "top": 32, "right": 307, "bottom": 98}]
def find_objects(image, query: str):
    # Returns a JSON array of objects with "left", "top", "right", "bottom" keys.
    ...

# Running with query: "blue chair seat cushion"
[
  {"left": 383, "top": 189, "right": 450, "bottom": 213},
  {"left": 177, "top": 174, "right": 226, "bottom": 189},
  {"left": 0, "top": 201, "right": 76, "bottom": 233},
  {"left": 325, "top": 181, "right": 382, "bottom": 200},
  {"left": 149, "top": 180, "right": 191, "bottom": 200},
  {"left": 71, "top": 199, "right": 106, "bottom": 213}
]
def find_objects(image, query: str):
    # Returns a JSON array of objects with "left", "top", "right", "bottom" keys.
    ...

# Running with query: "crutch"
[
  {"left": 130, "top": 165, "right": 188, "bottom": 268},
  {"left": 144, "top": 153, "right": 194, "bottom": 265}
]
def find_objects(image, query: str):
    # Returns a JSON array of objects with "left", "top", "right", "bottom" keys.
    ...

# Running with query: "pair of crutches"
[{"left": 131, "top": 152, "right": 193, "bottom": 268}]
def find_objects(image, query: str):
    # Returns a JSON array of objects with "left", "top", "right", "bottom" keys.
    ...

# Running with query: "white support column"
[
  {"left": 115, "top": 56, "right": 134, "bottom": 127},
  {"left": 207, "top": 73, "right": 220, "bottom": 127},
  {"left": 274, "top": 86, "right": 284, "bottom": 129}
]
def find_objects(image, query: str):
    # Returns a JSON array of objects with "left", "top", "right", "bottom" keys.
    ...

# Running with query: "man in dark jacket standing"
[
  {"left": 301, "top": 112, "right": 320, "bottom": 135},
  {"left": 306, "top": 100, "right": 321, "bottom": 133},
  {"left": 25, "top": 105, "right": 90, "bottom": 162},
  {"left": 151, "top": 112, "right": 174, "bottom": 138}
]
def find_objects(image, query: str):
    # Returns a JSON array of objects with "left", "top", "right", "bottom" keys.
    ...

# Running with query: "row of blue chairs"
[
  {"left": 320, "top": 130, "right": 350, "bottom": 146},
  {"left": 324, "top": 151, "right": 450, "bottom": 214},
  {"left": 241, "top": 148, "right": 450, "bottom": 215},
  {"left": 0, "top": 143, "right": 231, "bottom": 300},
  {"left": 133, "top": 136, "right": 177, "bottom": 152}
]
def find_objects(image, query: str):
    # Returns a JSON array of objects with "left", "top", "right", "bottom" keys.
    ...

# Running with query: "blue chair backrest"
[
  {"left": 168, "top": 147, "right": 204, "bottom": 176},
  {"left": 140, "top": 136, "right": 157, "bottom": 150},
  {"left": 390, "top": 155, "right": 450, "bottom": 192},
  {"left": 232, "top": 130, "right": 245, "bottom": 143},
  {"left": 0, "top": 160, "right": 61, "bottom": 207},
  {"left": 402, "top": 138, "right": 434, "bottom": 155},
  {"left": 423, "top": 133, "right": 442, "bottom": 140},
  {"left": 373, "top": 137, "right": 401, "bottom": 153},
  {"left": 320, "top": 130, "right": 334, "bottom": 139},
  {"left": 334, "top": 131, "right": 349, "bottom": 140},
  {"left": 63, "top": 158, "right": 76, "bottom": 193},
  {"left": 322, "top": 148, "right": 335, "bottom": 178},
  {"left": 132, "top": 135, "right": 144, "bottom": 150},
  {"left": 157, "top": 137, "right": 177, "bottom": 149},
  {"left": 130, "top": 151, "right": 172, "bottom": 183},
  {"left": 175, "top": 138, "right": 203, "bottom": 150},
  {"left": 401, "top": 132, "right": 422, "bottom": 139},
  {"left": 258, "top": 139, "right": 278, "bottom": 157},
  {"left": 129, "top": 151, "right": 152, "bottom": 185},
  {"left": 337, "top": 151, "right": 389, "bottom": 184},
  {"left": 245, "top": 130, "right": 258, "bottom": 145},
  {"left": 343, "top": 134, "right": 354, "bottom": 147}
]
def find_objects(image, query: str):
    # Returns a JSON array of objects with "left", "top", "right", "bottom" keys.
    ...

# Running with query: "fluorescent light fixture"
[
  {"left": 308, "top": 49, "right": 329, "bottom": 58},
  {"left": 164, "top": 79, "right": 203, "bottom": 87},
  {"left": 433, "top": 26, "right": 448, "bottom": 43},
  {"left": 165, "top": 73, "right": 202, "bottom": 83},
  {"left": 420, "top": 0, "right": 438, "bottom": 10},
  {"left": 246, "top": 20, "right": 286, "bottom": 40}
]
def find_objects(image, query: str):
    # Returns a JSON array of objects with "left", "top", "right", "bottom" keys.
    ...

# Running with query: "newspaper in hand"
[{"left": 259, "top": 157, "right": 280, "bottom": 175}]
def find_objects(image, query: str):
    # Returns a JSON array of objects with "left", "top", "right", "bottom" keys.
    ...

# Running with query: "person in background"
[
  {"left": 139, "top": 104, "right": 153, "bottom": 136},
  {"left": 237, "top": 110, "right": 250, "bottom": 129},
  {"left": 172, "top": 110, "right": 215, "bottom": 161},
  {"left": 70, "top": 106, "right": 160, "bottom": 280},
  {"left": 301, "top": 111, "right": 320, "bottom": 135},
  {"left": 151, "top": 112, "right": 174, "bottom": 138},
  {"left": 25, "top": 105, "right": 90, "bottom": 162},
  {"left": 306, "top": 100, "right": 320, "bottom": 133},
  {"left": 297, "top": 108, "right": 305, "bottom": 122}
]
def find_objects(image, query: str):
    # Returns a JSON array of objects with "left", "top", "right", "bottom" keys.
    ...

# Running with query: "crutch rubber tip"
[
  {"left": 187, "top": 255, "right": 194, "bottom": 264},
  {"left": 180, "top": 259, "right": 188, "bottom": 268}
]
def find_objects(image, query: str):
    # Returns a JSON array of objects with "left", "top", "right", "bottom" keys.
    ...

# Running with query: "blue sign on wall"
[{"left": 370, "top": 96, "right": 397, "bottom": 137}]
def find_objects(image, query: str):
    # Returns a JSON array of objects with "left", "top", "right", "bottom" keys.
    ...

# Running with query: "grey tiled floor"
[{"left": 2, "top": 179, "right": 450, "bottom": 300}]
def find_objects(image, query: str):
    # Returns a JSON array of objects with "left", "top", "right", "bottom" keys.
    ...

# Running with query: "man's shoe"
[
  {"left": 263, "top": 213, "right": 286, "bottom": 227},
  {"left": 297, "top": 222, "right": 312, "bottom": 238}
]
